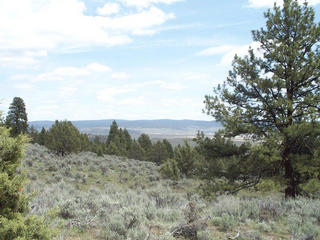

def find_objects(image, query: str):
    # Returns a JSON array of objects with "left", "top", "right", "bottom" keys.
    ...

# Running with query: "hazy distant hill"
[{"left": 29, "top": 119, "right": 221, "bottom": 139}]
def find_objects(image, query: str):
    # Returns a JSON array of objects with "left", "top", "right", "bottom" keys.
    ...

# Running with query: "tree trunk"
[{"left": 283, "top": 146, "right": 297, "bottom": 198}]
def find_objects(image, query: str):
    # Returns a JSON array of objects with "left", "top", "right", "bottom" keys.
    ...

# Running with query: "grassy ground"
[{"left": 21, "top": 144, "right": 320, "bottom": 240}]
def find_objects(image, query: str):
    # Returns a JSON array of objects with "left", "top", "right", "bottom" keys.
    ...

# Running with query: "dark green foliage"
[
  {"left": 160, "top": 158, "right": 180, "bottom": 180},
  {"left": 174, "top": 141, "right": 201, "bottom": 177},
  {"left": 0, "top": 124, "right": 53, "bottom": 240},
  {"left": 204, "top": 0, "right": 320, "bottom": 198},
  {"left": 44, "top": 120, "right": 89, "bottom": 156},
  {"left": 106, "top": 142, "right": 121, "bottom": 156},
  {"left": 79, "top": 134, "right": 91, "bottom": 152},
  {"left": 27, "top": 126, "right": 38, "bottom": 144},
  {"left": 128, "top": 140, "right": 145, "bottom": 160},
  {"left": 138, "top": 134, "right": 152, "bottom": 154},
  {"left": 195, "top": 132, "right": 267, "bottom": 194},
  {"left": 160, "top": 141, "right": 202, "bottom": 179},
  {"left": 105, "top": 122, "right": 174, "bottom": 164},
  {"left": 123, "top": 129, "right": 132, "bottom": 153},
  {"left": 37, "top": 127, "right": 48, "bottom": 146},
  {"left": 162, "top": 139, "right": 174, "bottom": 159},
  {"left": 105, "top": 121, "right": 133, "bottom": 157},
  {"left": 5, "top": 97, "right": 28, "bottom": 137},
  {"left": 149, "top": 140, "right": 169, "bottom": 165},
  {"left": 92, "top": 136, "right": 106, "bottom": 157},
  {"left": 107, "top": 120, "right": 119, "bottom": 145},
  {"left": 148, "top": 139, "right": 174, "bottom": 166},
  {"left": 95, "top": 145, "right": 104, "bottom": 157}
]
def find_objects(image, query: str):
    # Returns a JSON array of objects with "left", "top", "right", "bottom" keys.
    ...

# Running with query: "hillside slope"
[{"left": 22, "top": 144, "right": 320, "bottom": 240}]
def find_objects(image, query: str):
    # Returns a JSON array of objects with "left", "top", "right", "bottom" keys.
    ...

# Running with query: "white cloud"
[
  {"left": 86, "top": 63, "right": 112, "bottom": 73},
  {"left": 248, "top": 0, "right": 320, "bottom": 8},
  {"left": 162, "top": 98, "right": 190, "bottom": 106},
  {"left": 97, "top": 87, "right": 134, "bottom": 102},
  {"left": 13, "top": 83, "right": 35, "bottom": 90},
  {"left": 118, "top": 96, "right": 146, "bottom": 105},
  {"left": 219, "top": 42, "right": 261, "bottom": 66},
  {"left": 183, "top": 72, "right": 211, "bottom": 81},
  {"left": 24, "top": 50, "right": 48, "bottom": 57},
  {"left": 0, "top": 50, "right": 49, "bottom": 68},
  {"left": 97, "top": 3, "right": 120, "bottom": 16},
  {"left": 0, "top": 56, "right": 39, "bottom": 68},
  {"left": 0, "top": 0, "right": 176, "bottom": 68},
  {"left": 155, "top": 80, "right": 187, "bottom": 90},
  {"left": 35, "top": 63, "right": 112, "bottom": 82},
  {"left": 112, "top": 72, "right": 130, "bottom": 80},
  {"left": 59, "top": 86, "right": 78, "bottom": 98},
  {"left": 100, "top": 7, "right": 175, "bottom": 35},
  {"left": 197, "top": 42, "right": 262, "bottom": 67},
  {"left": 119, "top": 0, "right": 183, "bottom": 8},
  {"left": 196, "top": 45, "right": 237, "bottom": 56},
  {"left": 95, "top": 79, "right": 186, "bottom": 104}
]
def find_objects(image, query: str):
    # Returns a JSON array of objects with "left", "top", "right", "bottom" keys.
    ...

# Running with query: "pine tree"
[
  {"left": 0, "top": 118, "right": 53, "bottom": 239},
  {"left": 123, "top": 129, "right": 132, "bottom": 152},
  {"left": 106, "top": 141, "right": 120, "bottom": 156},
  {"left": 194, "top": 132, "right": 251, "bottom": 193},
  {"left": 28, "top": 126, "right": 39, "bottom": 144},
  {"left": 150, "top": 141, "right": 169, "bottom": 165},
  {"left": 118, "top": 128, "right": 127, "bottom": 156},
  {"left": 138, "top": 133, "right": 152, "bottom": 160},
  {"left": 107, "top": 120, "right": 119, "bottom": 145},
  {"left": 92, "top": 136, "right": 106, "bottom": 156},
  {"left": 204, "top": 0, "right": 320, "bottom": 198},
  {"left": 37, "top": 127, "right": 48, "bottom": 146},
  {"left": 5, "top": 97, "right": 28, "bottom": 137},
  {"left": 162, "top": 139, "right": 174, "bottom": 159},
  {"left": 128, "top": 140, "right": 145, "bottom": 160},
  {"left": 79, "top": 133, "right": 91, "bottom": 152},
  {"left": 46, "top": 120, "right": 82, "bottom": 156},
  {"left": 160, "top": 158, "right": 180, "bottom": 180},
  {"left": 174, "top": 141, "right": 200, "bottom": 177}
]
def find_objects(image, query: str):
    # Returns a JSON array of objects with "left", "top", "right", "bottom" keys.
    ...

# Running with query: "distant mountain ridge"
[{"left": 29, "top": 119, "right": 221, "bottom": 138}]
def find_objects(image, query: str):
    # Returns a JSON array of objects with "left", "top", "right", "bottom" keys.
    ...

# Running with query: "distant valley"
[{"left": 29, "top": 119, "right": 222, "bottom": 140}]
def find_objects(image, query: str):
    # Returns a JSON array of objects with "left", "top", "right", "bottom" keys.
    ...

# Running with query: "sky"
[{"left": 1, "top": 0, "right": 320, "bottom": 121}]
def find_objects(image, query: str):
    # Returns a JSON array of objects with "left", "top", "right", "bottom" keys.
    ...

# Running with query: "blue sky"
[{"left": 1, "top": 0, "right": 320, "bottom": 121}]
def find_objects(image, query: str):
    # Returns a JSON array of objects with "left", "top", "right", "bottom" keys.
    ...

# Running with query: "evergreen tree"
[
  {"left": 194, "top": 132, "right": 251, "bottom": 194},
  {"left": 79, "top": 133, "right": 91, "bottom": 152},
  {"left": 106, "top": 141, "right": 120, "bottom": 156},
  {"left": 128, "top": 140, "right": 145, "bottom": 160},
  {"left": 107, "top": 120, "right": 119, "bottom": 145},
  {"left": 92, "top": 136, "right": 106, "bottom": 156},
  {"left": 118, "top": 128, "right": 127, "bottom": 156},
  {"left": 160, "top": 158, "right": 180, "bottom": 180},
  {"left": 150, "top": 141, "right": 169, "bottom": 165},
  {"left": 27, "top": 126, "right": 39, "bottom": 144},
  {"left": 162, "top": 139, "right": 174, "bottom": 159},
  {"left": 138, "top": 133, "right": 152, "bottom": 159},
  {"left": 46, "top": 120, "right": 82, "bottom": 156},
  {"left": 5, "top": 97, "right": 28, "bottom": 137},
  {"left": 37, "top": 127, "right": 48, "bottom": 146},
  {"left": 0, "top": 118, "right": 53, "bottom": 239},
  {"left": 174, "top": 141, "right": 200, "bottom": 177},
  {"left": 123, "top": 129, "right": 132, "bottom": 152},
  {"left": 204, "top": 0, "right": 320, "bottom": 198}
]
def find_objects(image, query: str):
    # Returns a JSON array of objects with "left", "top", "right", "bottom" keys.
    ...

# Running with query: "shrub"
[
  {"left": 160, "top": 158, "right": 180, "bottom": 180},
  {"left": 0, "top": 126, "right": 54, "bottom": 240}
]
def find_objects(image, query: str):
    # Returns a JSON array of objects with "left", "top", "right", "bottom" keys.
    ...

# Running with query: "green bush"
[
  {"left": 160, "top": 158, "right": 180, "bottom": 180},
  {"left": 0, "top": 126, "right": 54, "bottom": 240}
]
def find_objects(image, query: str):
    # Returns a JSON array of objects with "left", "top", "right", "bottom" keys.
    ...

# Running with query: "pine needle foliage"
[
  {"left": 0, "top": 124, "right": 53, "bottom": 239},
  {"left": 204, "top": 0, "right": 320, "bottom": 198}
]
